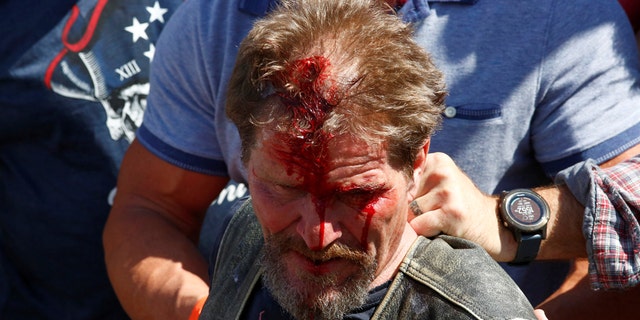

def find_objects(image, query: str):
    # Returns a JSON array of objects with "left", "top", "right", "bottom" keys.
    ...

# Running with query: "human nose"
[{"left": 296, "top": 198, "right": 342, "bottom": 251}]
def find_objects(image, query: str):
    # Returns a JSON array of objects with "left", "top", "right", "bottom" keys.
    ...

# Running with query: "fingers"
[
  {"left": 416, "top": 152, "right": 458, "bottom": 197},
  {"left": 410, "top": 152, "right": 508, "bottom": 259},
  {"left": 409, "top": 200, "right": 423, "bottom": 217},
  {"left": 409, "top": 152, "right": 468, "bottom": 238},
  {"left": 409, "top": 208, "right": 445, "bottom": 238},
  {"left": 534, "top": 309, "right": 548, "bottom": 320}
]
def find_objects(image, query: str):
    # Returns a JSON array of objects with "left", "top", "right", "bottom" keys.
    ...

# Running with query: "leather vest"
[{"left": 200, "top": 200, "right": 536, "bottom": 319}]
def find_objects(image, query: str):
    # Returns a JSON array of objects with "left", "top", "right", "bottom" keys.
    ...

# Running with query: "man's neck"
[{"left": 370, "top": 224, "right": 418, "bottom": 288}]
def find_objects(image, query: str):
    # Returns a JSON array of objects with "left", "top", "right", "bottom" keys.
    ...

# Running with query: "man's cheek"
[{"left": 255, "top": 201, "right": 302, "bottom": 234}]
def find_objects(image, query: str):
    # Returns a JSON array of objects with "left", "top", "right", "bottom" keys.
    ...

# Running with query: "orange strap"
[{"left": 188, "top": 296, "right": 208, "bottom": 320}]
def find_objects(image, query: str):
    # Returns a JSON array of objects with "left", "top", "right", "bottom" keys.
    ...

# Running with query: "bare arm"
[
  {"left": 533, "top": 185, "right": 585, "bottom": 260},
  {"left": 410, "top": 143, "right": 640, "bottom": 262},
  {"left": 103, "top": 140, "right": 230, "bottom": 320}
]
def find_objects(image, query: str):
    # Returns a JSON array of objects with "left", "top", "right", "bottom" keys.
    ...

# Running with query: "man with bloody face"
[{"left": 198, "top": 0, "right": 535, "bottom": 319}]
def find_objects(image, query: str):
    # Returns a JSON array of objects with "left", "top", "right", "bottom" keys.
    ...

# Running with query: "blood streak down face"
[{"left": 272, "top": 55, "right": 360, "bottom": 250}]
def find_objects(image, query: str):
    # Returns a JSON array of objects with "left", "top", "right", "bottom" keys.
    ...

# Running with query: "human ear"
[{"left": 409, "top": 139, "right": 430, "bottom": 199}]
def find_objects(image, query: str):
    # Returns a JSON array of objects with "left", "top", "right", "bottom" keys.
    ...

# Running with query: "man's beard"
[{"left": 260, "top": 233, "right": 377, "bottom": 319}]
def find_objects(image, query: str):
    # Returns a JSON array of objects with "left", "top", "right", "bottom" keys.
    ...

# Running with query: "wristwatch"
[{"left": 499, "top": 189, "right": 550, "bottom": 264}]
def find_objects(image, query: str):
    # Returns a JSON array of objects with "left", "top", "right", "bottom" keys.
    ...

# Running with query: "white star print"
[
  {"left": 147, "top": 1, "right": 168, "bottom": 23},
  {"left": 144, "top": 43, "right": 156, "bottom": 61},
  {"left": 125, "top": 17, "right": 149, "bottom": 43}
]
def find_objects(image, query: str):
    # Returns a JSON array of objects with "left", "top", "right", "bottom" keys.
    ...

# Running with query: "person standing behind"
[
  {"left": 0, "top": 0, "right": 182, "bottom": 318},
  {"left": 104, "top": 0, "right": 640, "bottom": 318}
]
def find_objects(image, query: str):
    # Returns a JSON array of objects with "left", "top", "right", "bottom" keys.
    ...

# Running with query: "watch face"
[
  {"left": 508, "top": 195, "right": 543, "bottom": 225},
  {"left": 502, "top": 189, "right": 550, "bottom": 232}
]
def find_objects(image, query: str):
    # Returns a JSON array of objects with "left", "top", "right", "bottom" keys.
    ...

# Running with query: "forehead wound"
[
  {"left": 271, "top": 56, "right": 341, "bottom": 189},
  {"left": 278, "top": 55, "right": 338, "bottom": 131}
]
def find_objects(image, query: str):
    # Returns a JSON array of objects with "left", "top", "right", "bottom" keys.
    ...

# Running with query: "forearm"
[
  {"left": 534, "top": 185, "right": 586, "bottom": 260},
  {"left": 487, "top": 185, "right": 587, "bottom": 262},
  {"left": 103, "top": 206, "right": 210, "bottom": 320},
  {"left": 514, "top": 147, "right": 640, "bottom": 263},
  {"left": 414, "top": 152, "right": 640, "bottom": 288}
]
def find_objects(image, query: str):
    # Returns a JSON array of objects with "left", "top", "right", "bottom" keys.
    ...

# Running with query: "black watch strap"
[
  {"left": 500, "top": 189, "right": 550, "bottom": 265},
  {"left": 512, "top": 233, "right": 543, "bottom": 264}
]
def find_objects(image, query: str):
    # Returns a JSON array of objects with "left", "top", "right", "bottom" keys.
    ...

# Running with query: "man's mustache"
[{"left": 267, "top": 233, "right": 373, "bottom": 264}]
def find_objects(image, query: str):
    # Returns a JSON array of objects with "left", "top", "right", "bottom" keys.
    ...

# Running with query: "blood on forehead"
[
  {"left": 276, "top": 55, "right": 339, "bottom": 133},
  {"left": 274, "top": 55, "right": 340, "bottom": 193},
  {"left": 271, "top": 56, "right": 346, "bottom": 249}
]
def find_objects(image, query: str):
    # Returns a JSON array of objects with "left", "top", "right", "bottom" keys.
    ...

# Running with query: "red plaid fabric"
[{"left": 589, "top": 157, "right": 640, "bottom": 289}]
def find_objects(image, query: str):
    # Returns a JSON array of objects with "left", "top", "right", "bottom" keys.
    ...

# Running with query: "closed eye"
[{"left": 338, "top": 188, "right": 384, "bottom": 209}]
